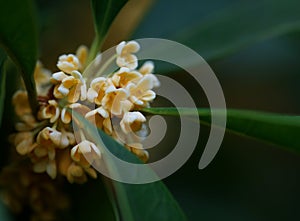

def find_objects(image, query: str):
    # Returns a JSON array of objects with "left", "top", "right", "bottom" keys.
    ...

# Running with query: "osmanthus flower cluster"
[{"left": 10, "top": 40, "right": 160, "bottom": 184}]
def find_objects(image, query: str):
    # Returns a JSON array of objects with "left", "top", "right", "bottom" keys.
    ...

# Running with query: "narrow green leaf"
[
  {"left": 142, "top": 107, "right": 300, "bottom": 151},
  {"left": 0, "top": 49, "right": 7, "bottom": 127},
  {"left": 98, "top": 129, "right": 187, "bottom": 221},
  {"left": 0, "top": 0, "right": 38, "bottom": 113},
  {"left": 72, "top": 112, "right": 187, "bottom": 221},
  {"left": 88, "top": 0, "right": 128, "bottom": 62}
]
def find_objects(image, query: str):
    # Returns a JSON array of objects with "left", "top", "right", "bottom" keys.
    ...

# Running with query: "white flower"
[
  {"left": 57, "top": 54, "right": 80, "bottom": 74},
  {"left": 120, "top": 111, "right": 146, "bottom": 134},
  {"left": 71, "top": 140, "right": 101, "bottom": 168},
  {"left": 66, "top": 162, "right": 97, "bottom": 184},
  {"left": 139, "top": 61, "right": 154, "bottom": 75},
  {"left": 12, "top": 90, "right": 32, "bottom": 116},
  {"left": 139, "top": 61, "right": 160, "bottom": 87},
  {"left": 126, "top": 75, "right": 156, "bottom": 106},
  {"left": 34, "top": 61, "right": 52, "bottom": 95},
  {"left": 116, "top": 41, "right": 140, "bottom": 69},
  {"left": 37, "top": 126, "right": 73, "bottom": 149},
  {"left": 76, "top": 45, "right": 88, "bottom": 70},
  {"left": 102, "top": 85, "right": 133, "bottom": 116},
  {"left": 51, "top": 71, "right": 68, "bottom": 84},
  {"left": 33, "top": 158, "right": 57, "bottom": 179},
  {"left": 14, "top": 132, "right": 37, "bottom": 155},
  {"left": 61, "top": 106, "right": 72, "bottom": 124},
  {"left": 85, "top": 107, "right": 112, "bottom": 134},
  {"left": 86, "top": 77, "right": 108, "bottom": 105},
  {"left": 53, "top": 70, "right": 87, "bottom": 103},
  {"left": 12, "top": 90, "right": 38, "bottom": 130},
  {"left": 111, "top": 67, "right": 142, "bottom": 87},
  {"left": 60, "top": 128, "right": 76, "bottom": 148},
  {"left": 38, "top": 100, "right": 60, "bottom": 123}
]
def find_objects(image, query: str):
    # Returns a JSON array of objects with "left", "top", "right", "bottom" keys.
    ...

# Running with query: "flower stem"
[{"left": 86, "top": 37, "right": 103, "bottom": 67}]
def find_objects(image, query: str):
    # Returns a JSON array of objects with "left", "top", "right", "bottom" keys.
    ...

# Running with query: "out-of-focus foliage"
[
  {"left": 134, "top": 0, "right": 300, "bottom": 61},
  {"left": 88, "top": 0, "right": 128, "bottom": 61},
  {"left": 0, "top": 0, "right": 38, "bottom": 113},
  {"left": 0, "top": 49, "right": 7, "bottom": 127}
]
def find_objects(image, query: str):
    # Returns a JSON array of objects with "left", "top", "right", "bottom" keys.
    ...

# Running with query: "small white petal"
[
  {"left": 71, "top": 145, "right": 79, "bottom": 161},
  {"left": 51, "top": 71, "right": 68, "bottom": 81},
  {"left": 87, "top": 88, "right": 98, "bottom": 103},
  {"left": 69, "top": 103, "right": 82, "bottom": 109},
  {"left": 46, "top": 160, "right": 57, "bottom": 179},
  {"left": 139, "top": 61, "right": 154, "bottom": 75},
  {"left": 48, "top": 147, "right": 56, "bottom": 160},
  {"left": 58, "top": 85, "right": 69, "bottom": 95},
  {"left": 80, "top": 82, "right": 87, "bottom": 101},
  {"left": 126, "top": 41, "right": 140, "bottom": 53},
  {"left": 85, "top": 109, "right": 98, "bottom": 118},
  {"left": 79, "top": 140, "right": 92, "bottom": 153},
  {"left": 90, "top": 142, "right": 101, "bottom": 157},
  {"left": 96, "top": 107, "right": 109, "bottom": 118},
  {"left": 71, "top": 70, "right": 83, "bottom": 80},
  {"left": 90, "top": 77, "right": 106, "bottom": 88},
  {"left": 116, "top": 41, "right": 126, "bottom": 55},
  {"left": 105, "top": 85, "right": 117, "bottom": 94}
]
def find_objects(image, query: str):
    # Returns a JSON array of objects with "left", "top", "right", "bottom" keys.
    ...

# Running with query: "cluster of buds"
[
  {"left": 10, "top": 41, "right": 159, "bottom": 184},
  {"left": 0, "top": 165, "right": 69, "bottom": 221}
]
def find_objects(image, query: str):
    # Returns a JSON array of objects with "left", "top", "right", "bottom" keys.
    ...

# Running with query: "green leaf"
[
  {"left": 72, "top": 112, "right": 187, "bottom": 221},
  {"left": 141, "top": 107, "right": 300, "bottom": 151},
  {"left": 0, "top": 0, "right": 38, "bottom": 113},
  {"left": 68, "top": 178, "right": 116, "bottom": 221},
  {"left": 135, "top": 0, "right": 300, "bottom": 61},
  {"left": 0, "top": 199, "right": 12, "bottom": 221},
  {"left": 0, "top": 49, "right": 7, "bottom": 127},
  {"left": 88, "top": 0, "right": 128, "bottom": 62}
]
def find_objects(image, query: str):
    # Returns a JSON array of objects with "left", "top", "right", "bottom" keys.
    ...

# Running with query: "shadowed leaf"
[
  {"left": 0, "top": 0, "right": 38, "bottom": 113},
  {"left": 72, "top": 112, "right": 187, "bottom": 221},
  {"left": 88, "top": 0, "right": 128, "bottom": 62},
  {"left": 142, "top": 107, "right": 300, "bottom": 151},
  {"left": 0, "top": 49, "right": 7, "bottom": 127}
]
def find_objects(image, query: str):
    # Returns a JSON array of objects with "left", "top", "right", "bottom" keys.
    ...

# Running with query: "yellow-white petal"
[{"left": 57, "top": 54, "right": 80, "bottom": 74}]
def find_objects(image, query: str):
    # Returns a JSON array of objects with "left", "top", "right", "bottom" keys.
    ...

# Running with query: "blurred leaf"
[
  {"left": 102, "top": 0, "right": 154, "bottom": 50},
  {"left": 0, "top": 49, "right": 7, "bottom": 127},
  {"left": 177, "top": 0, "right": 300, "bottom": 61},
  {"left": 0, "top": 59, "right": 20, "bottom": 169},
  {"left": 99, "top": 130, "right": 187, "bottom": 221},
  {"left": 88, "top": 0, "right": 128, "bottom": 62},
  {"left": 142, "top": 108, "right": 300, "bottom": 151},
  {"left": 0, "top": 0, "right": 38, "bottom": 113},
  {"left": 68, "top": 178, "right": 116, "bottom": 221},
  {"left": 135, "top": 0, "right": 300, "bottom": 62},
  {"left": 0, "top": 200, "right": 12, "bottom": 221},
  {"left": 73, "top": 112, "right": 187, "bottom": 221}
]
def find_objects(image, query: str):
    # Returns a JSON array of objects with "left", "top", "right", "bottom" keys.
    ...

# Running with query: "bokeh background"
[{"left": 5, "top": 0, "right": 300, "bottom": 220}]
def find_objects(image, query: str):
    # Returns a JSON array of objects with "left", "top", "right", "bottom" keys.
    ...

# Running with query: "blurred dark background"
[{"left": 34, "top": 0, "right": 300, "bottom": 220}]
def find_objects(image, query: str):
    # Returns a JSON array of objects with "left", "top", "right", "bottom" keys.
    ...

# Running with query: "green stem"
[{"left": 86, "top": 36, "right": 103, "bottom": 67}]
